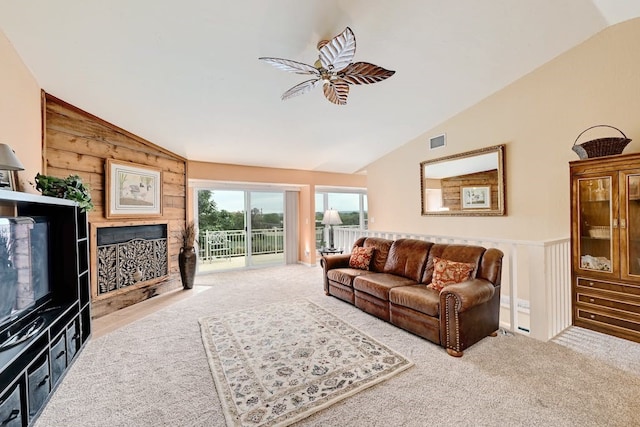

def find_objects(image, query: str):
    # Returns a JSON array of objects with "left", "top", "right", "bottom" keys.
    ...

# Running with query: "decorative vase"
[{"left": 178, "top": 246, "right": 197, "bottom": 289}]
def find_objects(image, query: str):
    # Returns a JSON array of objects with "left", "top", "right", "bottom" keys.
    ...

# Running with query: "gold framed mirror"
[{"left": 420, "top": 144, "right": 506, "bottom": 216}]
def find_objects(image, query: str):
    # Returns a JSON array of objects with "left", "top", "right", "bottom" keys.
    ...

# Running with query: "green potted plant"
[
  {"left": 179, "top": 221, "right": 197, "bottom": 289},
  {"left": 33, "top": 173, "right": 94, "bottom": 212}
]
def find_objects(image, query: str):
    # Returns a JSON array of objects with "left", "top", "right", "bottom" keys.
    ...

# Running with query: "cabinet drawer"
[
  {"left": 66, "top": 319, "right": 79, "bottom": 364},
  {"left": 576, "top": 292, "right": 640, "bottom": 315},
  {"left": 576, "top": 308, "right": 640, "bottom": 335},
  {"left": 576, "top": 278, "right": 640, "bottom": 296},
  {"left": 0, "top": 383, "right": 22, "bottom": 427},
  {"left": 27, "top": 354, "right": 50, "bottom": 419},
  {"left": 50, "top": 333, "right": 67, "bottom": 386}
]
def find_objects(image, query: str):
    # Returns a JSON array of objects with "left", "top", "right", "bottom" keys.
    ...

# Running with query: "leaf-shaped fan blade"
[
  {"left": 319, "top": 27, "right": 356, "bottom": 73},
  {"left": 259, "top": 57, "right": 320, "bottom": 76},
  {"left": 281, "top": 78, "right": 322, "bottom": 101},
  {"left": 339, "top": 62, "right": 396, "bottom": 85},
  {"left": 323, "top": 79, "right": 350, "bottom": 105}
]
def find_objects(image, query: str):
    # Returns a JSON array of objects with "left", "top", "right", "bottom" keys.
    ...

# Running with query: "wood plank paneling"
[
  {"left": 441, "top": 170, "right": 498, "bottom": 211},
  {"left": 43, "top": 92, "right": 187, "bottom": 318}
]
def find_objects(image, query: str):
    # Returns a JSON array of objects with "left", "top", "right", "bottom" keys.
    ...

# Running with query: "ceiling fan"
[{"left": 259, "top": 27, "right": 395, "bottom": 105}]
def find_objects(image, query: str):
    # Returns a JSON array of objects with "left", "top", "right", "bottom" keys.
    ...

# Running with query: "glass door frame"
[
  {"left": 620, "top": 169, "right": 640, "bottom": 280},
  {"left": 194, "top": 186, "right": 286, "bottom": 272},
  {"left": 575, "top": 173, "right": 618, "bottom": 278},
  {"left": 246, "top": 190, "right": 286, "bottom": 268}
]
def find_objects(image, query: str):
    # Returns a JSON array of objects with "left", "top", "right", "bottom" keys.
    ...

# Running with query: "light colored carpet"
[
  {"left": 34, "top": 265, "right": 640, "bottom": 427},
  {"left": 551, "top": 326, "right": 640, "bottom": 376},
  {"left": 199, "top": 300, "right": 413, "bottom": 426}
]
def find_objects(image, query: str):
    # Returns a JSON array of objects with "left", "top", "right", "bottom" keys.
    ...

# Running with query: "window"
[{"left": 315, "top": 189, "right": 367, "bottom": 249}]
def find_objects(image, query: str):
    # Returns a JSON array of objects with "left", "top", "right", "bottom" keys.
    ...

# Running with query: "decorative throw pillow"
[
  {"left": 427, "top": 257, "right": 476, "bottom": 292},
  {"left": 349, "top": 246, "right": 375, "bottom": 270}
]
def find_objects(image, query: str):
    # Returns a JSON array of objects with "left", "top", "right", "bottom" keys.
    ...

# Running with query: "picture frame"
[
  {"left": 105, "top": 159, "right": 162, "bottom": 218},
  {"left": 0, "top": 170, "right": 16, "bottom": 191},
  {"left": 461, "top": 186, "right": 490, "bottom": 209}
]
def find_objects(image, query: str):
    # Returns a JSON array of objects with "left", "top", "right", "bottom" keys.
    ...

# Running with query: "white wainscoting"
[{"left": 332, "top": 228, "right": 572, "bottom": 341}]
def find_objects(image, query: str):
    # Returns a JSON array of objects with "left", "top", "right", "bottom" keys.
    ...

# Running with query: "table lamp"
[
  {"left": 321, "top": 209, "right": 342, "bottom": 249},
  {"left": 0, "top": 144, "right": 24, "bottom": 171}
]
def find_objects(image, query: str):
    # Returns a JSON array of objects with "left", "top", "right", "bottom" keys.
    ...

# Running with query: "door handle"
[{"left": 620, "top": 219, "right": 626, "bottom": 229}]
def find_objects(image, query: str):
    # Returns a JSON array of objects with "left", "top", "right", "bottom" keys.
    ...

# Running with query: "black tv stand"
[
  {"left": 0, "top": 192, "right": 91, "bottom": 427},
  {"left": 0, "top": 317, "right": 44, "bottom": 352}
]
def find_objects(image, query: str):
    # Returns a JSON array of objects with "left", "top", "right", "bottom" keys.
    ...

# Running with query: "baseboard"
[
  {"left": 500, "top": 295, "right": 530, "bottom": 314},
  {"left": 297, "top": 261, "right": 316, "bottom": 267}
]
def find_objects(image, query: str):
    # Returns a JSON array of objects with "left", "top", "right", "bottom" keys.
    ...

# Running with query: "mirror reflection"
[{"left": 421, "top": 144, "right": 506, "bottom": 216}]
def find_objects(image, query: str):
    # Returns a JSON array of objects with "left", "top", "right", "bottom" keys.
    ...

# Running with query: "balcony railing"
[
  {"left": 315, "top": 224, "right": 363, "bottom": 249},
  {"left": 200, "top": 225, "right": 364, "bottom": 262},
  {"left": 199, "top": 228, "right": 284, "bottom": 262}
]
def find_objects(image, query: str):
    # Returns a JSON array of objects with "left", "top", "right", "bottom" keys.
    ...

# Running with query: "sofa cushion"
[
  {"left": 383, "top": 239, "right": 433, "bottom": 282},
  {"left": 427, "top": 257, "right": 476, "bottom": 292},
  {"left": 327, "top": 268, "right": 372, "bottom": 288},
  {"left": 349, "top": 246, "right": 374, "bottom": 270},
  {"left": 421, "top": 244, "right": 485, "bottom": 284},
  {"left": 360, "top": 238, "right": 393, "bottom": 273},
  {"left": 353, "top": 273, "right": 417, "bottom": 301},
  {"left": 389, "top": 285, "right": 440, "bottom": 317}
]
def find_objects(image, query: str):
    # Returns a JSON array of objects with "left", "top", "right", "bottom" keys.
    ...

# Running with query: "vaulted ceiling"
[{"left": 2, "top": 1, "right": 640, "bottom": 174}]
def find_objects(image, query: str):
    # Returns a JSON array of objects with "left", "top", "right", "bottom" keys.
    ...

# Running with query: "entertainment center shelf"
[{"left": 0, "top": 191, "right": 91, "bottom": 426}]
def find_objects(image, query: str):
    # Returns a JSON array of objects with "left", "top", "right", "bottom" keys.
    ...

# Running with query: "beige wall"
[
  {"left": 367, "top": 18, "right": 640, "bottom": 242},
  {"left": 0, "top": 30, "right": 41, "bottom": 193},
  {"left": 188, "top": 160, "right": 366, "bottom": 264}
]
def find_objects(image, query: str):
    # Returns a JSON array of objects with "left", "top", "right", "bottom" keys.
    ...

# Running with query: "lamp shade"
[
  {"left": 0, "top": 144, "right": 24, "bottom": 170},
  {"left": 321, "top": 209, "right": 342, "bottom": 226}
]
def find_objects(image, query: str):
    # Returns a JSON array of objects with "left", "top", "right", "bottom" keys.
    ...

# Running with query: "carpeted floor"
[{"left": 34, "top": 265, "right": 640, "bottom": 427}]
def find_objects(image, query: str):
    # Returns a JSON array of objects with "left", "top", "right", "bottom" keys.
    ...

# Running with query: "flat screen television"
[{"left": 0, "top": 216, "right": 51, "bottom": 334}]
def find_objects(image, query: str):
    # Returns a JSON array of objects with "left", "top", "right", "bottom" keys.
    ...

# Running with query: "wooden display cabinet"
[{"left": 570, "top": 152, "right": 640, "bottom": 343}]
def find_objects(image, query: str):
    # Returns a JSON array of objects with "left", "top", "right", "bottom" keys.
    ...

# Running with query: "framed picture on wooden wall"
[
  {"left": 106, "top": 159, "right": 162, "bottom": 218},
  {"left": 461, "top": 186, "right": 490, "bottom": 209},
  {"left": 0, "top": 170, "right": 16, "bottom": 190}
]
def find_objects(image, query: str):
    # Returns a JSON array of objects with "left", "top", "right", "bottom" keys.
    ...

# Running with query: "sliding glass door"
[
  {"left": 196, "top": 189, "right": 284, "bottom": 272},
  {"left": 248, "top": 192, "right": 285, "bottom": 266}
]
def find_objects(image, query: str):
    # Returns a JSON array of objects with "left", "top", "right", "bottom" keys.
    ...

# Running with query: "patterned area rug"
[{"left": 199, "top": 300, "right": 413, "bottom": 427}]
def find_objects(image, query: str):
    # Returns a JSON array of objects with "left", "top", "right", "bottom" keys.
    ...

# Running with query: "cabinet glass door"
[
  {"left": 577, "top": 177, "right": 613, "bottom": 273},
  {"left": 623, "top": 172, "right": 640, "bottom": 277}
]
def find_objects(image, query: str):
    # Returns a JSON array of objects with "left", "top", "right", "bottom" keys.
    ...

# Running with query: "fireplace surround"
[{"left": 92, "top": 223, "right": 169, "bottom": 298}]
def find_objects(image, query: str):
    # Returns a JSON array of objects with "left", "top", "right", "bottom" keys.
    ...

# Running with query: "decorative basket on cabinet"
[{"left": 572, "top": 125, "right": 631, "bottom": 159}]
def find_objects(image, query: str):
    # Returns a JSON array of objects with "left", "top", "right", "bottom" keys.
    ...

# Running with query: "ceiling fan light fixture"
[{"left": 259, "top": 27, "right": 395, "bottom": 105}]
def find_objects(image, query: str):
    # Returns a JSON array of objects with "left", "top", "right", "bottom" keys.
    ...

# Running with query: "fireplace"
[{"left": 95, "top": 224, "right": 168, "bottom": 296}]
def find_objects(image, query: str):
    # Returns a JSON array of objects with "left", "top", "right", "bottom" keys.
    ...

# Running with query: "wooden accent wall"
[
  {"left": 441, "top": 170, "right": 498, "bottom": 210},
  {"left": 42, "top": 92, "right": 186, "bottom": 318}
]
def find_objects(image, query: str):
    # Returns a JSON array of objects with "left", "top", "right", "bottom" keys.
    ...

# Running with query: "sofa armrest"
[
  {"left": 439, "top": 278, "right": 495, "bottom": 312},
  {"left": 319, "top": 254, "right": 351, "bottom": 294},
  {"left": 320, "top": 253, "right": 351, "bottom": 271},
  {"left": 440, "top": 278, "right": 499, "bottom": 356}
]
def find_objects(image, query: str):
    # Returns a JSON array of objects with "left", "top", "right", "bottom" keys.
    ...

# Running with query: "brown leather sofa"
[{"left": 320, "top": 237, "right": 504, "bottom": 357}]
